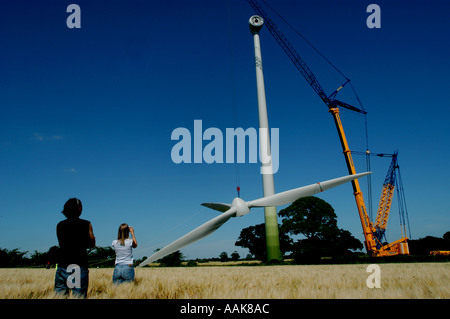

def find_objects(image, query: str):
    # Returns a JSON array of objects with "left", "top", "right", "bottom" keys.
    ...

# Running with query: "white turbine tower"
[
  {"left": 249, "top": 15, "right": 281, "bottom": 262},
  {"left": 138, "top": 172, "right": 370, "bottom": 267}
]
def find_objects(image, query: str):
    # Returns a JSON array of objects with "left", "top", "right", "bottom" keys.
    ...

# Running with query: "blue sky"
[{"left": 1, "top": 0, "right": 449, "bottom": 261}]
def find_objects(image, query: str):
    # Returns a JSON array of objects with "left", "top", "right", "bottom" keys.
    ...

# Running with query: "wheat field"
[{"left": 0, "top": 263, "right": 448, "bottom": 299}]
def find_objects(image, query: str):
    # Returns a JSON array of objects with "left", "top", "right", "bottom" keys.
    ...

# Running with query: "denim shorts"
[
  {"left": 112, "top": 264, "right": 135, "bottom": 284},
  {"left": 54, "top": 265, "right": 89, "bottom": 298}
]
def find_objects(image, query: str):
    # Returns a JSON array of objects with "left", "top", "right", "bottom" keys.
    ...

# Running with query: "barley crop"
[{"left": 0, "top": 263, "right": 448, "bottom": 299}]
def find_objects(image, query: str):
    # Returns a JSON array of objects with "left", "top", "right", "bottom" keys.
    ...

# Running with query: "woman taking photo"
[{"left": 112, "top": 223, "right": 137, "bottom": 284}]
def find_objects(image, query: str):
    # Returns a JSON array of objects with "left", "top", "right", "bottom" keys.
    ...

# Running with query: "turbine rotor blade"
[
  {"left": 201, "top": 202, "right": 232, "bottom": 213},
  {"left": 248, "top": 172, "right": 371, "bottom": 208},
  {"left": 138, "top": 207, "right": 237, "bottom": 267}
]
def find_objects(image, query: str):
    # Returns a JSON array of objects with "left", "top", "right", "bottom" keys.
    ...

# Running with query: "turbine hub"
[{"left": 231, "top": 197, "right": 250, "bottom": 217}]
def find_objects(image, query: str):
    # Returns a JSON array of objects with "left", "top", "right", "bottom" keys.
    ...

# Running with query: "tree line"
[
  {"left": 234, "top": 196, "right": 449, "bottom": 263},
  {"left": 0, "top": 246, "right": 117, "bottom": 268},
  {"left": 1, "top": 197, "right": 449, "bottom": 267}
]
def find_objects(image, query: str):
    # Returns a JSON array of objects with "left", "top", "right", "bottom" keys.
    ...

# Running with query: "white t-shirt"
[{"left": 112, "top": 239, "right": 134, "bottom": 265}]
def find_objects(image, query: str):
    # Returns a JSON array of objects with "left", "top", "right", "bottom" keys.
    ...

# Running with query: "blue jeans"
[
  {"left": 113, "top": 264, "right": 135, "bottom": 284},
  {"left": 54, "top": 265, "right": 89, "bottom": 298}
]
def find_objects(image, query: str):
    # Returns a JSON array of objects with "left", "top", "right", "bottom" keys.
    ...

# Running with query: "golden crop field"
[{"left": 0, "top": 263, "right": 448, "bottom": 299}]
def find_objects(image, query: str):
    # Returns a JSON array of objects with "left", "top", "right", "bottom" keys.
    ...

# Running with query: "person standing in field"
[
  {"left": 54, "top": 198, "right": 96, "bottom": 298},
  {"left": 112, "top": 223, "right": 138, "bottom": 284}
]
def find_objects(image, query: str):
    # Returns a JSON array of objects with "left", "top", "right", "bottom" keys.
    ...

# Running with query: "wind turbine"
[{"left": 138, "top": 172, "right": 370, "bottom": 267}]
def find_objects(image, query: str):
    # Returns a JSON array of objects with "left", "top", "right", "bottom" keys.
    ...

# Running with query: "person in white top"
[{"left": 112, "top": 223, "right": 138, "bottom": 284}]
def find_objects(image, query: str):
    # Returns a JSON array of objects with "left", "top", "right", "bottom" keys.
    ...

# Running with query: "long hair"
[
  {"left": 117, "top": 223, "right": 130, "bottom": 245},
  {"left": 62, "top": 198, "right": 82, "bottom": 219}
]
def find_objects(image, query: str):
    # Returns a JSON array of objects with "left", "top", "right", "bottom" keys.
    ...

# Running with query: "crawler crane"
[
  {"left": 247, "top": 0, "right": 409, "bottom": 256},
  {"left": 369, "top": 151, "right": 410, "bottom": 255}
]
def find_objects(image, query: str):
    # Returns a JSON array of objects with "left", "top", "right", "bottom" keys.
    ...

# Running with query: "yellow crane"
[
  {"left": 248, "top": 0, "right": 410, "bottom": 256},
  {"left": 369, "top": 151, "right": 410, "bottom": 255}
]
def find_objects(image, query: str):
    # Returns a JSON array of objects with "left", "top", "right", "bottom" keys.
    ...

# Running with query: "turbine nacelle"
[{"left": 249, "top": 15, "right": 264, "bottom": 34}]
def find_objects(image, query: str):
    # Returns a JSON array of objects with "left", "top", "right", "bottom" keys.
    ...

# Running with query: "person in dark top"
[{"left": 54, "top": 198, "right": 95, "bottom": 298}]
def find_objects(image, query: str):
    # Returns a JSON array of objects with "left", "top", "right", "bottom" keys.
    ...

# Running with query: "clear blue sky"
[{"left": 1, "top": 0, "right": 449, "bottom": 260}]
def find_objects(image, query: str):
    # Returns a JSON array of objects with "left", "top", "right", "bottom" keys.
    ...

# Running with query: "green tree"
[
  {"left": 88, "top": 246, "right": 115, "bottom": 267},
  {"left": 443, "top": 231, "right": 450, "bottom": 242},
  {"left": 0, "top": 248, "right": 30, "bottom": 267},
  {"left": 0, "top": 248, "right": 9, "bottom": 267},
  {"left": 235, "top": 223, "right": 292, "bottom": 261},
  {"left": 46, "top": 246, "right": 60, "bottom": 265},
  {"left": 279, "top": 196, "right": 338, "bottom": 240},
  {"left": 278, "top": 196, "right": 362, "bottom": 263},
  {"left": 230, "top": 251, "right": 240, "bottom": 261},
  {"left": 156, "top": 250, "right": 184, "bottom": 267},
  {"left": 219, "top": 251, "right": 228, "bottom": 262},
  {"left": 30, "top": 250, "right": 47, "bottom": 266},
  {"left": 408, "top": 232, "right": 450, "bottom": 255}
]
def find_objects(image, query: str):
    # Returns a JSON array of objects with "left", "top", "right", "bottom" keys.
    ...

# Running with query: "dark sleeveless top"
[{"left": 56, "top": 218, "right": 92, "bottom": 267}]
